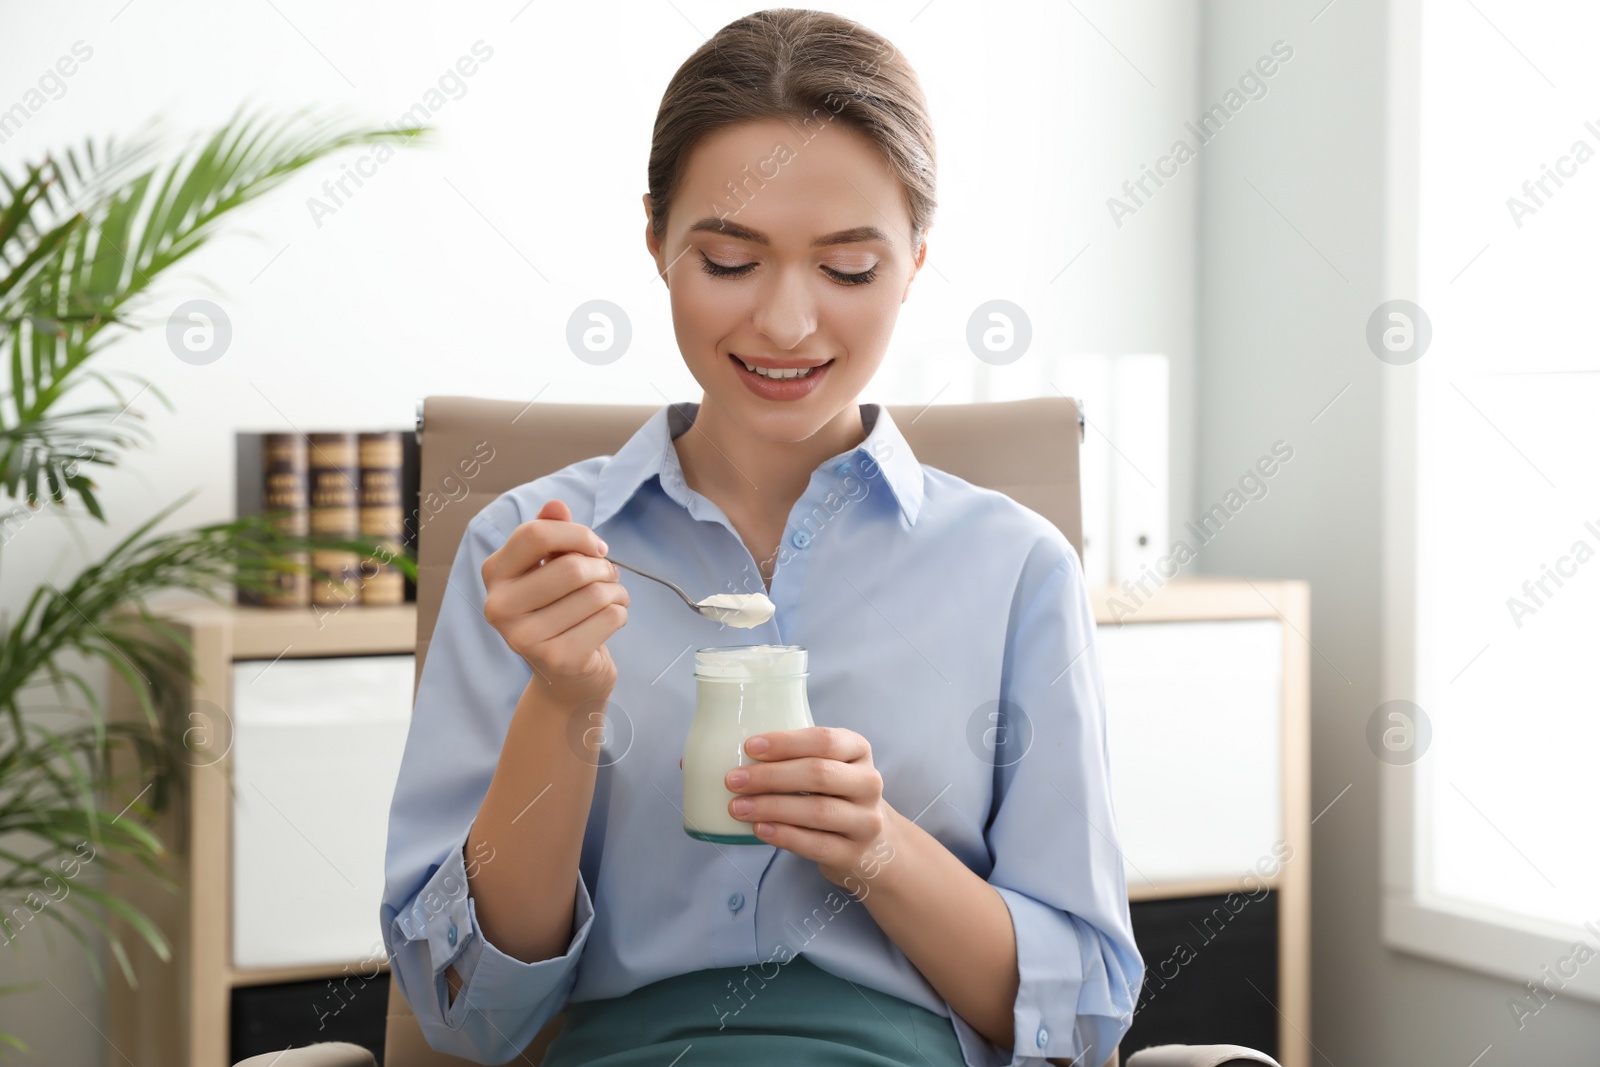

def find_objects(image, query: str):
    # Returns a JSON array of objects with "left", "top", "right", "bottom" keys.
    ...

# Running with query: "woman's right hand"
[{"left": 481, "top": 497, "right": 629, "bottom": 709}]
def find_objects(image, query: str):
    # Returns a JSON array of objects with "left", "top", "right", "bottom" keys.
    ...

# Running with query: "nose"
[{"left": 749, "top": 265, "right": 817, "bottom": 351}]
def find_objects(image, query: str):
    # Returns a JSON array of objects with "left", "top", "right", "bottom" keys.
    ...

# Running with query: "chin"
[
  {"left": 737, "top": 404, "right": 842, "bottom": 441},
  {"left": 718, "top": 388, "right": 858, "bottom": 441}
]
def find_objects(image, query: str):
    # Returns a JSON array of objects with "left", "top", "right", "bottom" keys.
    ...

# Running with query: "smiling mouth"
[{"left": 728, "top": 354, "right": 834, "bottom": 380}]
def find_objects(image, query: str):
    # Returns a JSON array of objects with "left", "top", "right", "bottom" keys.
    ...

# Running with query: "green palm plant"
[{"left": 0, "top": 107, "right": 427, "bottom": 1054}]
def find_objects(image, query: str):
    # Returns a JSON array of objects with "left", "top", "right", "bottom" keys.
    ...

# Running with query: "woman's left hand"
[{"left": 725, "top": 726, "right": 899, "bottom": 887}]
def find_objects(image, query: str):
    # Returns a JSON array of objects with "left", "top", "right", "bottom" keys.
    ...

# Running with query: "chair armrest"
[
  {"left": 233, "top": 1043, "right": 377, "bottom": 1067},
  {"left": 1126, "top": 1045, "right": 1283, "bottom": 1067}
]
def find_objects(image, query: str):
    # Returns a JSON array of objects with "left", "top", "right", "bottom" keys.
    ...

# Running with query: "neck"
[{"left": 673, "top": 400, "right": 868, "bottom": 529}]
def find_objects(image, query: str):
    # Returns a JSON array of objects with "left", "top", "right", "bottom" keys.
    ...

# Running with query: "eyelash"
[{"left": 697, "top": 252, "right": 877, "bottom": 286}]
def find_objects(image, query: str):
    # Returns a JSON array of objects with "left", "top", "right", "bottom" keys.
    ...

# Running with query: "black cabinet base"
[
  {"left": 230, "top": 973, "right": 389, "bottom": 1064},
  {"left": 1120, "top": 891, "right": 1279, "bottom": 1059}
]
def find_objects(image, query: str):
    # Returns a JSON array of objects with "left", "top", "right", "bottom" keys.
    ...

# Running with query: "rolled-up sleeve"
[
  {"left": 953, "top": 545, "right": 1145, "bottom": 1067},
  {"left": 380, "top": 504, "right": 597, "bottom": 1064}
]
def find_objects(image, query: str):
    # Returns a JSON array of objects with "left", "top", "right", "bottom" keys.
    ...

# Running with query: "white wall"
[
  {"left": 1193, "top": 1, "right": 1600, "bottom": 1064},
  {"left": 0, "top": 2, "right": 1198, "bottom": 1061}
]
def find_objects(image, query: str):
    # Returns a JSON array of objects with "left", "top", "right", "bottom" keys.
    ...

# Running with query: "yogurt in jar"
[{"left": 682, "top": 644, "right": 813, "bottom": 844}]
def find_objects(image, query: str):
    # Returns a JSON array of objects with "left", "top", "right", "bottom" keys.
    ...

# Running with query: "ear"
[
  {"left": 902, "top": 233, "right": 929, "bottom": 303},
  {"left": 643, "top": 193, "right": 668, "bottom": 288}
]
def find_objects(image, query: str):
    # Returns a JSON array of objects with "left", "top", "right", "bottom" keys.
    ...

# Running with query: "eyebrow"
[{"left": 686, "top": 218, "right": 890, "bottom": 249}]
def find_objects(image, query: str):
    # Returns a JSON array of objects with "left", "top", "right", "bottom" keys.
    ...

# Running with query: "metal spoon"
[{"left": 607, "top": 556, "right": 774, "bottom": 627}]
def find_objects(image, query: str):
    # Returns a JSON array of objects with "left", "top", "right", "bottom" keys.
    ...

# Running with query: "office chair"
[{"left": 236, "top": 396, "right": 1281, "bottom": 1067}]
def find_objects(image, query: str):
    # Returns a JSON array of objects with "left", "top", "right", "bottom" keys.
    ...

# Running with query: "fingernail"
[
  {"left": 598, "top": 540, "right": 609, "bottom": 555},
  {"left": 746, "top": 737, "right": 769, "bottom": 755},
  {"left": 726, "top": 769, "right": 748, "bottom": 787}
]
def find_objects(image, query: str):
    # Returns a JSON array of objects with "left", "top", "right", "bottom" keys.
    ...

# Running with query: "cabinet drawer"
[
  {"left": 231, "top": 654, "right": 415, "bottom": 969},
  {"left": 1097, "top": 619, "right": 1283, "bottom": 885}
]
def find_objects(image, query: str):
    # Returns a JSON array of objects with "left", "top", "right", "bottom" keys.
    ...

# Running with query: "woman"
[{"left": 382, "top": 9, "right": 1143, "bottom": 1066}]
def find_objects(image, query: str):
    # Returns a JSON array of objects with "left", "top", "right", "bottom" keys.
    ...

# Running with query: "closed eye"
[
  {"left": 824, "top": 265, "right": 877, "bottom": 285},
  {"left": 696, "top": 252, "right": 876, "bottom": 286},
  {"left": 697, "top": 253, "right": 755, "bottom": 279}
]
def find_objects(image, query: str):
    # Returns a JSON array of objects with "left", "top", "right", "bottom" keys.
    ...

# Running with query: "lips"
[
  {"left": 728, "top": 353, "right": 833, "bottom": 400},
  {"left": 730, "top": 354, "right": 832, "bottom": 376}
]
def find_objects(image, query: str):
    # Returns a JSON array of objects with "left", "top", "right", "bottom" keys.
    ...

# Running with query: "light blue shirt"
[{"left": 382, "top": 401, "right": 1144, "bottom": 1067}]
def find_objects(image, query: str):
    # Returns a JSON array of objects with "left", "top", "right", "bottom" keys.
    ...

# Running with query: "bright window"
[{"left": 1388, "top": 0, "right": 1600, "bottom": 992}]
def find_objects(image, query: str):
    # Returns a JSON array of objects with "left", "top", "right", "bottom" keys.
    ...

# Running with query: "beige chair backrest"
[{"left": 385, "top": 396, "right": 1083, "bottom": 1066}]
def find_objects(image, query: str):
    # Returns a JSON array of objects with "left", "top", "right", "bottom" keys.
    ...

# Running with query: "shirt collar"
[{"left": 593, "top": 401, "right": 925, "bottom": 529}]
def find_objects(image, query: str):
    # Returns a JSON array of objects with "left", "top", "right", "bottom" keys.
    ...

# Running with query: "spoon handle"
[{"left": 607, "top": 556, "right": 701, "bottom": 613}]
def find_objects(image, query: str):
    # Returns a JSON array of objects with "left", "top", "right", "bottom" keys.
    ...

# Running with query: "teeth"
[{"left": 739, "top": 359, "right": 817, "bottom": 380}]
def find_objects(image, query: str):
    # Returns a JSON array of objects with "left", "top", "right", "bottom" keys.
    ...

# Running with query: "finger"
[
  {"left": 537, "top": 600, "right": 628, "bottom": 673},
  {"left": 745, "top": 726, "right": 869, "bottom": 765},
  {"left": 485, "top": 517, "right": 602, "bottom": 585},
  {"left": 501, "top": 572, "right": 630, "bottom": 650},
  {"left": 495, "top": 550, "right": 621, "bottom": 618},
  {"left": 747, "top": 820, "right": 855, "bottom": 868},
  {"left": 729, "top": 792, "right": 875, "bottom": 839},
  {"left": 485, "top": 504, "right": 607, "bottom": 584},
  {"left": 533, "top": 499, "right": 580, "bottom": 564},
  {"left": 726, "top": 756, "right": 873, "bottom": 801}
]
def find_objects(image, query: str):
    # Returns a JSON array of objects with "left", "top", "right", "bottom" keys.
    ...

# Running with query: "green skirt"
[{"left": 538, "top": 953, "right": 969, "bottom": 1066}]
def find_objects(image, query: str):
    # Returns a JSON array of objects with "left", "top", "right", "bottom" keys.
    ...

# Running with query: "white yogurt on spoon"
[{"left": 695, "top": 592, "right": 776, "bottom": 628}]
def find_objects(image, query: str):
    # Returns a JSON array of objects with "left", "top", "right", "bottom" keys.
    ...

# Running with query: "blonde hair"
[{"left": 647, "top": 7, "right": 936, "bottom": 252}]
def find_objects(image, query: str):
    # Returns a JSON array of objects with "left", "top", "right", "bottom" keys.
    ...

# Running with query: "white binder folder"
[
  {"left": 1109, "top": 353, "right": 1169, "bottom": 586},
  {"left": 1051, "top": 354, "right": 1112, "bottom": 588}
]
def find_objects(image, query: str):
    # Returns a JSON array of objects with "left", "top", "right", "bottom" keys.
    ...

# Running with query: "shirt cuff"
[
  {"left": 993, "top": 884, "right": 1125, "bottom": 1067},
  {"left": 395, "top": 833, "right": 597, "bottom": 1030}
]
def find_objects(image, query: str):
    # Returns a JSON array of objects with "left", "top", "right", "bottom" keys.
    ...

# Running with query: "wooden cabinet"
[
  {"left": 106, "top": 598, "right": 415, "bottom": 1067},
  {"left": 1091, "top": 579, "right": 1311, "bottom": 1067}
]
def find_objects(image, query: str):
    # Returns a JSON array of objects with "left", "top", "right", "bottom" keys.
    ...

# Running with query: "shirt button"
[
  {"left": 727, "top": 892, "right": 745, "bottom": 913},
  {"left": 447, "top": 923, "right": 458, "bottom": 948},
  {"left": 791, "top": 531, "right": 811, "bottom": 549},
  {"left": 1036, "top": 1025, "right": 1048, "bottom": 1046}
]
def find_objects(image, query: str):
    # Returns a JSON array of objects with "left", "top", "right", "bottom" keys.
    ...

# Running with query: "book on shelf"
[
  {"left": 235, "top": 428, "right": 420, "bottom": 609},
  {"left": 308, "top": 432, "right": 359, "bottom": 607}
]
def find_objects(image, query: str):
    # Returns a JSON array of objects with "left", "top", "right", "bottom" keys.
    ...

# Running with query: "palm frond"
[
  {"left": 0, "top": 106, "right": 429, "bottom": 1040},
  {"left": 0, "top": 106, "right": 430, "bottom": 513}
]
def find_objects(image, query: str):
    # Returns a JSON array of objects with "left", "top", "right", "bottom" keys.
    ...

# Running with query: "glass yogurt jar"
[{"left": 682, "top": 644, "right": 814, "bottom": 844}]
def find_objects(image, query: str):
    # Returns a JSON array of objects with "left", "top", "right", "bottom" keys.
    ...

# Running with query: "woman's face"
[{"left": 645, "top": 117, "right": 927, "bottom": 443}]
